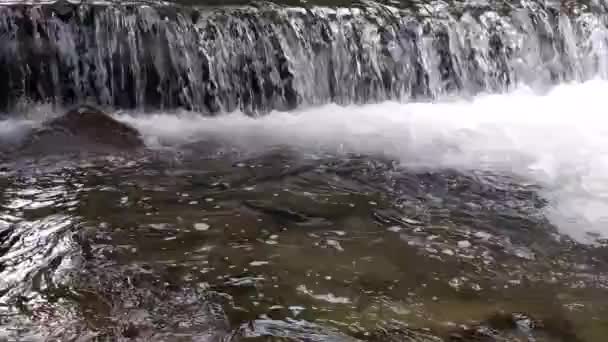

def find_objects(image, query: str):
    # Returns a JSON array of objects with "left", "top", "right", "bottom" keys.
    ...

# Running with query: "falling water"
[{"left": 1, "top": 0, "right": 608, "bottom": 113}]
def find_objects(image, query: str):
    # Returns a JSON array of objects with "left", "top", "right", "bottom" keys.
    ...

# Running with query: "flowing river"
[{"left": 1, "top": 0, "right": 608, "bottom": 341}]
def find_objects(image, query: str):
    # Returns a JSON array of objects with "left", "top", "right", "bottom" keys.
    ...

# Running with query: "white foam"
[
  {"left": 0, "top": 119, "right": 35, "bottom": 147},
  {"left": 0, "top": 81, "right": 603, "bottom": 242},
  {"left": 117, "top": 80, "right": 608, "bottom": 243}
]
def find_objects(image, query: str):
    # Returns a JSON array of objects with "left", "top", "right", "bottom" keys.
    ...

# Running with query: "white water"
[
  {"left": 117, "top": 80, "right": 608, "bottom": 243},
  {"left": 1, "top": 81, "right": 608, "bottom": 242}
]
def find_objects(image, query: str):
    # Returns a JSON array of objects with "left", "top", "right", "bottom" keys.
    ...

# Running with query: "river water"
[
  {"left": 0, "top": 81, "right": 607, "bottom": 341},
  {"left": 2, "top": 0, "right": 608, "bottom": 341}
]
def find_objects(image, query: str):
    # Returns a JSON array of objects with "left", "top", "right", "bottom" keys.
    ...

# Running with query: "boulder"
[{"left": 19, "top": 105, "right": 144, "bottom": 154}]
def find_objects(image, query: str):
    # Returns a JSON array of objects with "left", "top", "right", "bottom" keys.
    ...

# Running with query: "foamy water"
[
  {"left": 117, "top": 80, "right": 608, "bottom": 243},
  {"left": 2, "top": 81, "right": 608, "bottom": 242}
]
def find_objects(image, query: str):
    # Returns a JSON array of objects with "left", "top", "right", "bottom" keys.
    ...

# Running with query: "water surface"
[{"left": 2, "top": 81, "right": 608, "bottom": 341}]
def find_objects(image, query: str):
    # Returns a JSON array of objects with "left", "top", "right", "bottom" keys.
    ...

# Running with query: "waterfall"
[{"left": 1, "top": 0, "right": 608, "bottom": 114}]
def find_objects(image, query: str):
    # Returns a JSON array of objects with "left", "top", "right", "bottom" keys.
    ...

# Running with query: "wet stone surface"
[
  {"left": 17, "top": 106, "right": 145, "bottom": 155},
  {"left": 0, "top": 143, "right": 607, "bottom": 341}
]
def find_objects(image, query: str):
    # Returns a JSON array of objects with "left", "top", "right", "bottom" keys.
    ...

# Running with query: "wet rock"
[{"left": 19, "top": 105, "right": 144, "bottom": 154}]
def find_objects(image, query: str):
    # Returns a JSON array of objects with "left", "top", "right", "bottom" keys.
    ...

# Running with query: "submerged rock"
[{"left": 19, "top": 106, "right": 144, "bottom": 154}]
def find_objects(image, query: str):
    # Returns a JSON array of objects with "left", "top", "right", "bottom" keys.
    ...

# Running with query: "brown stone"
[{"left": 20, "top": 105, "right": 144, "bottom": 154}]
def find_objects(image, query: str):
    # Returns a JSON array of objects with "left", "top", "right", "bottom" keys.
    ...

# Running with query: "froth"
[{"left": 119, "top": 80, "right": 608, "bottom": 243}]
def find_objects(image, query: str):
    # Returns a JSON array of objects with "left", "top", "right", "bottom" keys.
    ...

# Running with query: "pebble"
[{"left": 458, "top": 240, "right": 472, "bottom": 249}]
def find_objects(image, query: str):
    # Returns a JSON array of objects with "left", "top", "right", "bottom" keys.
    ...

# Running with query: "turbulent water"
[
  {"left": 2, "top": 0, "right": 608, "bottom": 341},
  {"left": 0, "top": 80, "right": 607, "bottom": 341},
  {"left": 116, "top": 79, "right": 608, "bottom": 244}
]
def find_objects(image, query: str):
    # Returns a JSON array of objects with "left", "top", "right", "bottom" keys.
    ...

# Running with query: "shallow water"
[
  {"left": 1, "top": 82, "right": 608, "bottom": 341},
  {"left": 1, "top": 149, "right": 607, "bottom": 341}
]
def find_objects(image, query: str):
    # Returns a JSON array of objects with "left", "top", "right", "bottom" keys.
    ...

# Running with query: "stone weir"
[{"left": 0, "top": 0, "right": 607, "bottom": 114}]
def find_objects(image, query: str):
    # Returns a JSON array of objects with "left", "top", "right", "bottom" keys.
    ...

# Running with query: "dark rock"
[{"left": 19, "top": 105, "right": 144, "bottom": 154}]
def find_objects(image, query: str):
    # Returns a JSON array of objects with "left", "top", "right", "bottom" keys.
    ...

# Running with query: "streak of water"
[{"left": 1, "top": 0, "right": 607, "bottom": 112}]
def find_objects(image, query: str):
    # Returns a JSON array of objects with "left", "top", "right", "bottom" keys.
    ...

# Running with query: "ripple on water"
[{"left": 0, "top": 143, "right": 606, "bottom": 340}]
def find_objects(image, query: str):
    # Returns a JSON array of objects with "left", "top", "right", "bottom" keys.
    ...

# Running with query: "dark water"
[{"left": 1, "top": 139, "right": 607, "bottom": 341}]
